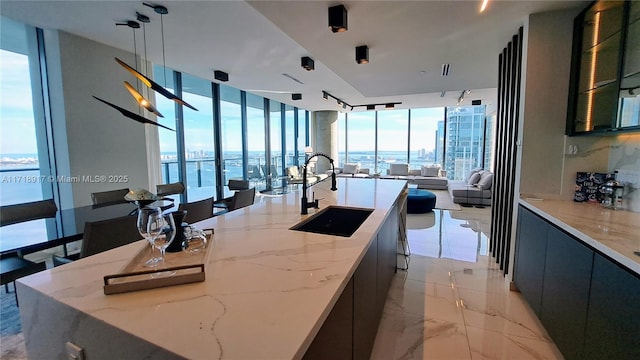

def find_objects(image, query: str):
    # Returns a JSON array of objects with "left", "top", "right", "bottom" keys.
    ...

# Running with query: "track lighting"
[
  {"left": 457, "top": 89, "right": 471, "bottom": 105},
  {"left": 321, "top": 90, "right": 402, "bottom": 111}
]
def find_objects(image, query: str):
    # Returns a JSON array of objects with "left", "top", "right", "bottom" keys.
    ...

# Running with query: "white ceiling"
[{"left": 0, "top": 0, "right": 588, "bottom": 112}]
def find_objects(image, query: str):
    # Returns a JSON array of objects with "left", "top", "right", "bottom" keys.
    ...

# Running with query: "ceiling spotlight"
[
  {"left": 322, "top": 91, "right": 329, "bottom": 100},
  {"left": 385, "top": 103, "right": 395, "bottom": 109},
  {"left": 356, "top": 45, "right": 369, "bottom": 64},
  {"left": 328, "top": 4, "right": 348, "bottom": 33},
  {"left": 292, "top": 93, "right": 302, "bottom": 100},
  {"left": 301, "top": 56, "right": 315, "bottom": 71},
  {"left": 342, "top": 103, "right": 347, "bottom": 109},
  {"left": 367, "top": 104, "right": 375, "bottom": 110},
  {"left": 214, "top": 70, "right": 229, "bottom": 82}
]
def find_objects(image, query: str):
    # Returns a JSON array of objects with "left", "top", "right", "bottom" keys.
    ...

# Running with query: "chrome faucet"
[{"left": 301, "top": 152, "right": 337, "bottom": 214}]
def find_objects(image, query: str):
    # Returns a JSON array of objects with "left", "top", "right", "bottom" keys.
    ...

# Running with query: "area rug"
[
  {"left": 429, "top": 190, "right": 461, "bottom": 211},
  {"left": 1, "top": 287, "right": 27, "bottom": 359}
]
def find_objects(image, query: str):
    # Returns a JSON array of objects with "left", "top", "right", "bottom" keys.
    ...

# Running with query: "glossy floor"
[{"left": 370, "top": 207, "right": 564, "bottom": 360}]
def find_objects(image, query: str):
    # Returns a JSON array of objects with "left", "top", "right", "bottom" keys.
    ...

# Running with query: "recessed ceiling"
[{"left": 0, "top": 0, "right": 588, "bottom": 112}]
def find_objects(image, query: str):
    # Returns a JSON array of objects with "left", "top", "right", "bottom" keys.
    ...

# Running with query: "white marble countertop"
[
  {"left": 18, "top": 178, "right": 406, "bottom": 359},
  {"left": 519, "top": 198, "right": 640, "bottom": 275}
]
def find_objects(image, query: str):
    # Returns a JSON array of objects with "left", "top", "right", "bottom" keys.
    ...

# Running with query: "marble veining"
[
  {"left": 17, "top": 178, "right": 406, "bottom": 359},
  {"left": 519, "top": 198, "right": 640, "bottom": 274}
]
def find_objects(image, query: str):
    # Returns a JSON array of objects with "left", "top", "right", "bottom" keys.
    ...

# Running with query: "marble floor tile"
[
  {"left": 403, "top": 255, "right": 455, "bottom": 286},
  {"left": 386, "top": 277, "right": 465, "bottom": 324},
  {"left": 457, "top": 287, "right": 553, "bottom": 342},
  {"left": 370, "top": 308, "right": 472, "bottom": 360},
  {"left": 372, "top": 207, "right": 563, "bottom": 360},
  {"left": 465, "top": 326, "right": 563, "bottom": 360}
]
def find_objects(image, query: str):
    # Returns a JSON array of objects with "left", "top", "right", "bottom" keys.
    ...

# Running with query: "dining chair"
[
  {"left": 0, "top": 199, "right": 56, "bottom": 304},
  {"left": 80, "top": 215, "right": 141, "bottom": 258},
  {"left": 228, "top": 179, "right": 249, "bottom": 191},
  {"left": 0, "top": 199, "right": 58, "bottom": 227},
  {"left": 178, "top": 197, "right": 215, "bottom": 224},
  {"left": 213, "top": 187, "right": 256, "bottom": 216},
  {"left": 91, "top": 188, "right": 130, "bottom": 206},
  {"left": 156, "top": 182, "right": 185, "bottom": 197},
  {"left": 52, "top": 214, "right": 141, "bottom": 266}
]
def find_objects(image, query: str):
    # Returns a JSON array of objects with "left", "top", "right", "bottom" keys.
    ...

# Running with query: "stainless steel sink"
[{"left": 290, "top": 206, "right": 374, "bottom": 237}]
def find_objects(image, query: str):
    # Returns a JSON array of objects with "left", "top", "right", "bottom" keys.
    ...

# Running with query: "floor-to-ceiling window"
[
  {"left": 268, "top": 100, "right": 282, "bottom": 183},
  {"left": 377, "top": 109, "right": 409, "bottom": 173},
  {"left": 246, "top": 93, "right": 266, "bottom": 184},
  {"left": 409, "top": 108, "right": 444, "bottom": 169},
  {"left": 296, "top": 108, "right": 307, "bottom": 166},
  {"left": 0, "top": 18, "right": 56, "bottom": 248},
  {"left": 284, "top": 105, "right": 295, "bottom": 170},
  {"left": 181, "top": 74, "right": 216, "bottom": 201},
  {"left": 153, "top": 65, "right": 179, "bottom": 190},
  {"left": 444, "top": 105, "right": 489, "bottom": 180},
  {"left": 0, "top": 21, "right": 49, "bottom": 205},
  {"left": 345, "top": 111, "right": 376, "bottom": 172},
  {"left": 337, "top": 113, "right": 347, "bottom": 167},
  {"left": 219, "top": 84, "right": 242, "bottom": 192}
]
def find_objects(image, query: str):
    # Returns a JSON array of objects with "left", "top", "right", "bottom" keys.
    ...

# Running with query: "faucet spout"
[{"left": 301, "top": 152, "right": 337, "bottom": 214}]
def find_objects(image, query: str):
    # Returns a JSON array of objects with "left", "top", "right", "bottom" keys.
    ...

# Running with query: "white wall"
[
  {"left": 47, "top": 31, "right": 154, "bottom": 208},
  {"left": 518, "top": 8, "right": 581, "bottom": 198}
]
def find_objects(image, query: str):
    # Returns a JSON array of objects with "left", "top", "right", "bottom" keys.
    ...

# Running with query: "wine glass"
[
  {"left": 147, "top": 211, "right": 177, "bottom": 275},
  {"left": 137, "top": 207, "right": 162, "bottom": 267}
]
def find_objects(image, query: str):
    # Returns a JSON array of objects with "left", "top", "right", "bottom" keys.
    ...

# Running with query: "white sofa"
[
  {"left": 448, "top": 169, "right": 493, "bottom": 206},
  {"left": 381, "top": 163, "right": 449, "bottom": 190},
  {"left": 331, "top": 163, "right": 370, "bottom": 178}
]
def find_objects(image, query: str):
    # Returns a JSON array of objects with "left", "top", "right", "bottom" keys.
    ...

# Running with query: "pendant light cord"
[
  {"left": 161, "top": 14, "right": 167, "bottom": 87},
  {"left": 132, "top": 27, "right": 141, "bottom": 111},
  {"left": 142, "top": 22, "right": 149, "bottom": 101}
]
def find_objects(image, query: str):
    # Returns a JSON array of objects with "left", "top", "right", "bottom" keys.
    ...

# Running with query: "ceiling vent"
[
  {"left": 282, "top": 73, "right": 304, "bottom": 85},
  {"left": 441, "top": 63, "right": 451, "bottom": 77}
]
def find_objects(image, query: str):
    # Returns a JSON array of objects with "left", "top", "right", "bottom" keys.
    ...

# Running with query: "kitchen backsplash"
[
  {"left": 608, "top": 135, "right": 640, "bottom": 213},
  {"left": 563, "top": 134, "right": 640, "bottom": 213}
]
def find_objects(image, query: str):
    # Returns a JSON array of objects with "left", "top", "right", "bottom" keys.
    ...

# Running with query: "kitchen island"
[{"left": 17, "top": 177, "right": 407, "bottom": 359}]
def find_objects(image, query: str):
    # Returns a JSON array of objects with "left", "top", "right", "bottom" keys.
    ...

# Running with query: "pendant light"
[
  {"left": 93, "top": 96, "right": 174, "bottom": 131},
  {"left": 94, "top": 19, "right": 173, "bottom": 131},
  {"left": 118, "top": 15, "right": 164, "bottom": 117}
]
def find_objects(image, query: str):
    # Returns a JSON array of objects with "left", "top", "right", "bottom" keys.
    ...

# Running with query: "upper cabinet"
[{"left": 567, "top": 0, "right": 640, "bottom": 135}]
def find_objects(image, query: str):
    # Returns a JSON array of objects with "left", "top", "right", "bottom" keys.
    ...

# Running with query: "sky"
[{"left": 0, "top": 50, "right": 38, "bottom": 155}]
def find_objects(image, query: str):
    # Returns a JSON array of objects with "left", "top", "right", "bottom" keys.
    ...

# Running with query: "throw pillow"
[
  {"left": 467, "top": 172, "right": 481, "bottom": 185},
  {"left": 464, "top": 168, "right": 483, "bottom": 182},
  {"left": 343, "top": 163, "right": 360, "bottom": 174},
  {"left": 476, "top": 172, "right": 494, "bottom": 190},
  {"left": 389, "top": 163, "right": 409, "bottom": 176},
  {"left": 421, "top": 165, "right": 440, "bottom": 177}
]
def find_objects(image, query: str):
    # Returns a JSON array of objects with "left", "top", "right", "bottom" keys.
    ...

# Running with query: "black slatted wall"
[{"left": 490, "top": 27, "right": 523, "bottom": 275}]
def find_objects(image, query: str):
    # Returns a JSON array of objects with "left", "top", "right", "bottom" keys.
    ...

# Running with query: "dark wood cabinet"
[
  {"left": 584, "top": 253, "right": 640, "bottom": 360},
  {"left": 567, "top": 0, "right": 640, "bottom": 135},
  {"left": 515, "top": 204, "right": 640, "bottom": 360},
  {"left": 540, "top": 226, "right": 593, "bottom": 360},
  {"left": 304, "top": 204, "right": 399, "bottom": 359},
  {"left": 513, "top": 206, "right": 549, "bottom": 316},
  {"left": 353, "top": 238, "right": 378, "bottom": 360},
  {"left": 303, "top": 278, "right": 353, "bottom": 360}
]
